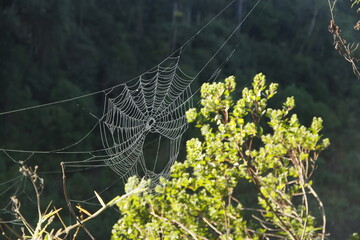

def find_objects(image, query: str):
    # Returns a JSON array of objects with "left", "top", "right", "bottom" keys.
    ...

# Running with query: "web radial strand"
[
  {"left": 100, "top": 56, "right": 193, "bottom": 181},
  {"left": 142, "top": 136, "right": 182, "bottom": 185}
]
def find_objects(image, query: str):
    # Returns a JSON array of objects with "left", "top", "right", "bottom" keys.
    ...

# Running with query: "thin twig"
[
  {"left": 246, "top": 164, "right": 299, "bottom": 240},
  {"left": 56, "top": 167, "right": 147, "bottom": 238},
  {"left": 308, "top": 185, "right": 326, "bottom": 240},
  {"left": 61, "top": 162, "right": 95, "bottom": 240},
  {"left": 201, "top": 216, "right": 222, "bottom": 236},
  {"left": 327, "top": 0, "right": 360, "bottom": 78}
]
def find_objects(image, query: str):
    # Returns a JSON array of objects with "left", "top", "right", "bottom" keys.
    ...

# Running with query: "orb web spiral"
[{"left": 100, "top": 56, "right": 193, "bottom": 182}]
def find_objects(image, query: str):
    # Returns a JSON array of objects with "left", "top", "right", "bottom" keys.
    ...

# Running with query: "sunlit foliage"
[{"left": 112, "top": 74, "right": 329, "bottom": 240}]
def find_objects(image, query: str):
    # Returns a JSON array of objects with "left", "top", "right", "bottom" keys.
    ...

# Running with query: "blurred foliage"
[
  {"left": 352, "top": 0, "right": 360, "bottom": 10},
  {"left": 0, "top": 0, "right": 359, "bottom": 238}
]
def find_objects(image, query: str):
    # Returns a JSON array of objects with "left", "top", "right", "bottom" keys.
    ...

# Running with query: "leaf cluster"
[{"left": 351, "top": 0, "right": 360, "bottom": 10}]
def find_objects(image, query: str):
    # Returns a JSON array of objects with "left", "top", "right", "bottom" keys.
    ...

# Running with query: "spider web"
[{"left": 99, "top": 56, "right": 193, "bottom": 182}]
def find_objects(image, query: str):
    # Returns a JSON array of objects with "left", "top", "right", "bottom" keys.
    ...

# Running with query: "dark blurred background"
[{"left": 0, "top": 0, "right": 359, "bottom": 239}]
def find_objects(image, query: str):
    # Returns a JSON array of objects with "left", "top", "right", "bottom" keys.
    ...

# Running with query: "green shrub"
[{"left": 112, "top": 74, "right": 329, "bottom": 240}]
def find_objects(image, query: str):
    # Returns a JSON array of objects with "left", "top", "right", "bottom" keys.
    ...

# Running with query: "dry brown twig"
[{"left": 327, "top": 0, "right": 360, "bottom": 78}]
